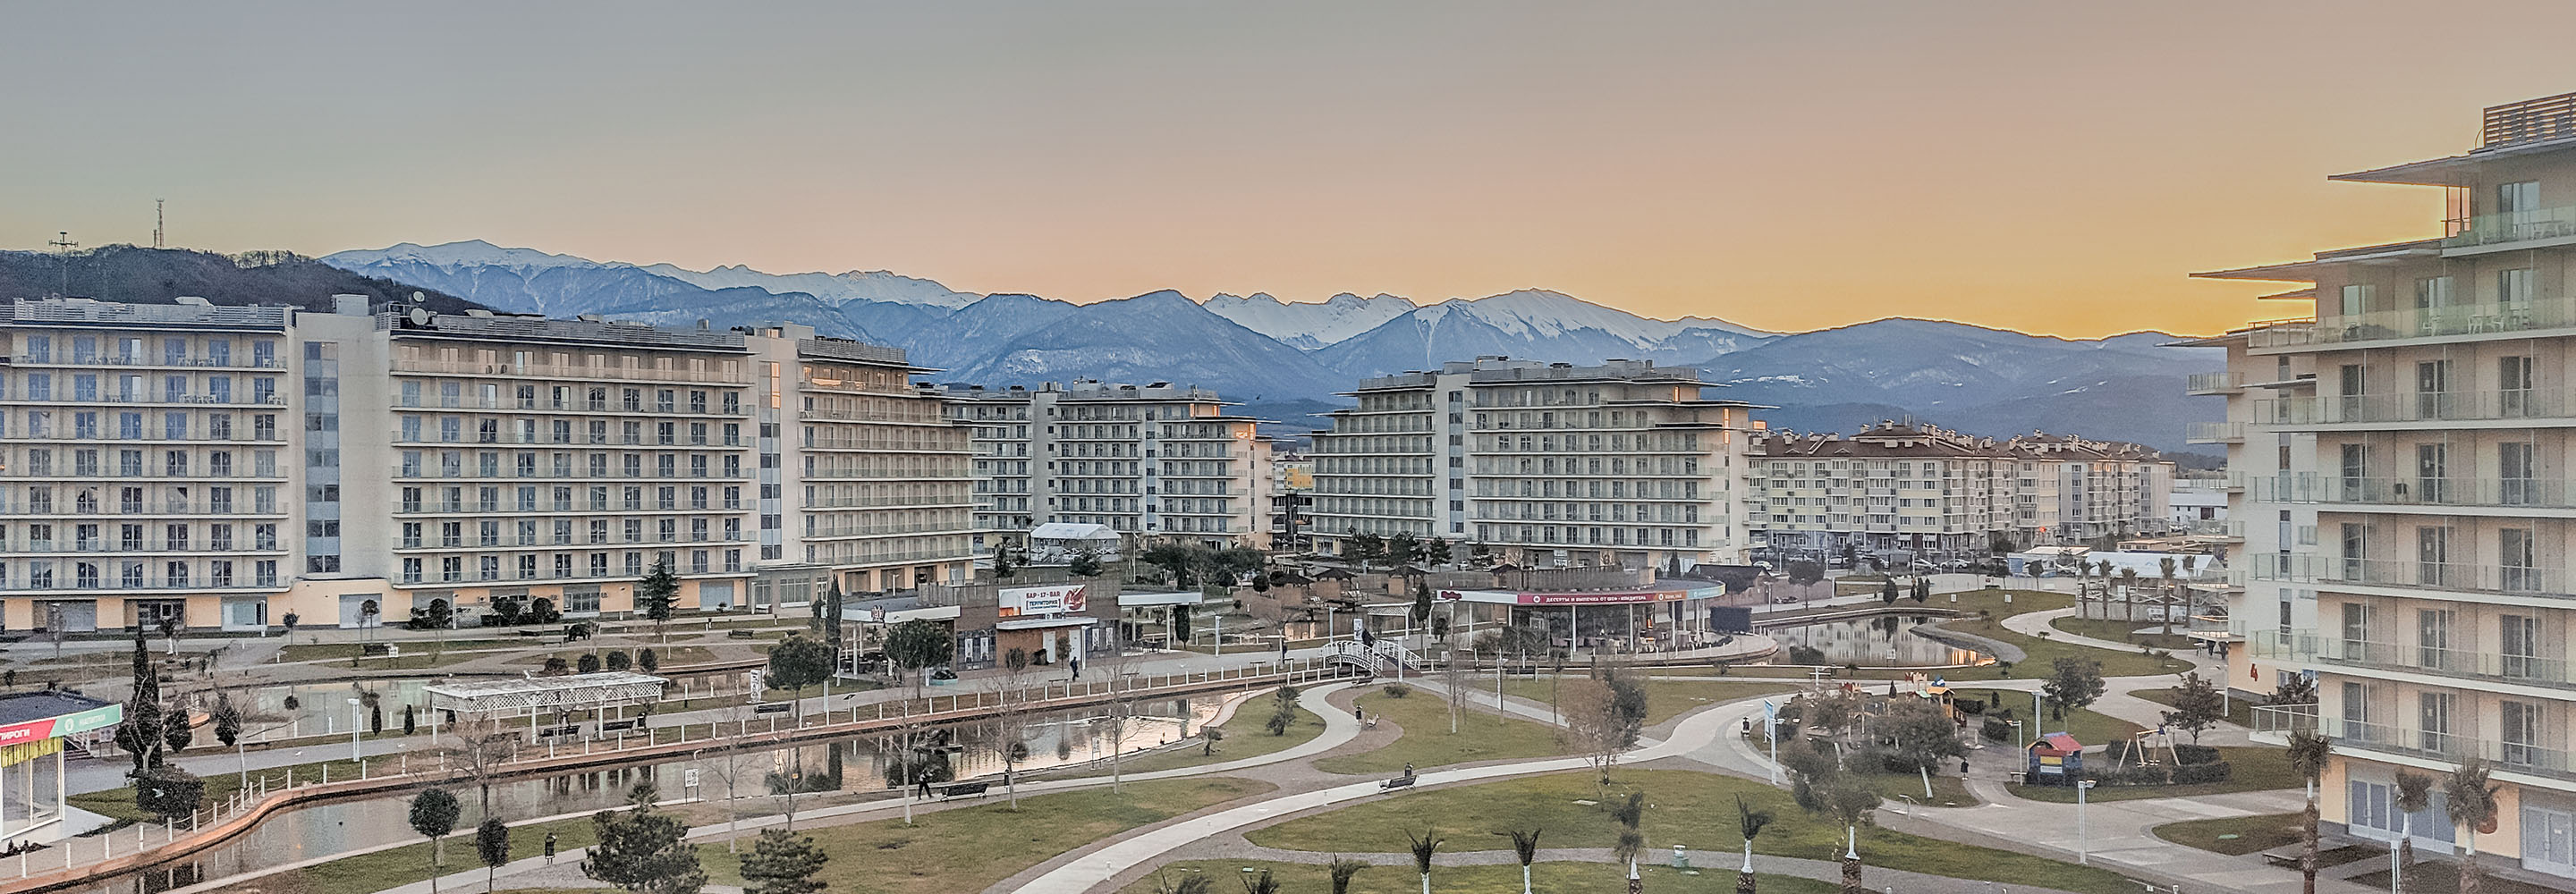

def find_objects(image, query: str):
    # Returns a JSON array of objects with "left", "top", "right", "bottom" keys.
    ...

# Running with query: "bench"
[
  {"left": 1378, "top": 775, "right": 1417, "bottom": 793},
  {"left": 2260, "top": 850, "right": 2301, "bottom": 870},
  {"left": 752, "top": 702, "right": 793, "bottom": 714},
  {"left": 940, "top": 781, "right": 990, "bottom": 800},
  {"left": 726, "top": 629, "right": 757, "bottom": 640}
]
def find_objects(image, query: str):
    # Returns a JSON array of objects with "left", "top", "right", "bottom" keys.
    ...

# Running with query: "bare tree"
[
  {"left": 1440, "top": 647, "right": 1469, "bottom": 734},
  {"left": 1562, "top": 678, "right": 1624, "bottom": 794},
  {"left": 693, "top": 716, "right": 755, "bottom": 852},
  {"left": 1088, "top": 642, "right": 1138, "bottom": 792},
  {"left": 440, "top": 717, "right": 523, "bottom": 816},
  {"left": 987, "top": 648, "right": 1040, "bottom": 807}
]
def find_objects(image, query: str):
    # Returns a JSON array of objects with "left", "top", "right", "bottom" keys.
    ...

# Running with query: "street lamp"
[
  {"left": 2076, "top": 779, "right": 2097, "bottom": 864},
  {"left": 2008, "top": 719, "right": 2024, "bottom": 755},
  {"left": 346, "top": 697, "right": 363, "bottom": 762}
]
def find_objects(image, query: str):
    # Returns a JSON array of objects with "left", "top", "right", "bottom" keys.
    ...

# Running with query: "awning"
[{"left": 995, "top": 616, "right": 1099, "bottom": 631}]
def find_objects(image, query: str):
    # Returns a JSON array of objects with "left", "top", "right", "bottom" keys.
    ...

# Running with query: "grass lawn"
[
  {"left": 2348, "top": 864, "right": 2566, "bottom": 894},
  {"left": 1122, "top": 860, "right": 1840, "bottom": 894},
  {"left": 2152, "top": 812, "right": 2304, "bottom": 856},
  {"left": 1121, "top": 701, "right": 1325, "bottom": 775},
  {"left": 1945, "top": 687, "right": 2145, "bottom": 746},
  {"left": 2131, "top": 685, "right": 2255, "bottom": 728},
  {"left": 696, "top": 777, "right": 1272, "bottom": 894},
  {"left": 217, "top": 814, "right": 599, "bottom": 894},
  {"left": 1499, "top": 678, "right": 1798, "bottom": 727},
  {"left": 1936, "top": 613, "right": 2190, "bottom": 679},
  {"left": 2049, "top": 616, "right": 2198, "bottom": 651},
  {"left": 1310, "top": 688, "right": 1567, "bottom": 776},
  {"left": 2009, "top": 746, "right": 2299, "bottom": 803},
  {"left": 1247, "top": 769, "right": 2146, "bottom": 894},
  {"left": 275, "top": 639, "right": 521, "bottom": 663},
  {"left": 521, "top": 645, "right": 717, "bottom": 670},
  {"left": 72, "top": 752, "right": 405, "bottom": 823}
]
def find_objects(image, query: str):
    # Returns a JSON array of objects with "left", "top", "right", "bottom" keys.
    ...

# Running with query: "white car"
[{"left": 1909, "top": 560, "right": 1939, "bottom": 573}]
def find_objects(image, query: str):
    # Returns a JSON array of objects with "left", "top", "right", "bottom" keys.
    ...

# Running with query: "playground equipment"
[{"left": 2113, "top": 725, "right": 2182, "bottom": 769}]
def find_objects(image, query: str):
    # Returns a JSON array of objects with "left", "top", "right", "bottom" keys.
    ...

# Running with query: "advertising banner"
[{"left": 1000, "top": 584, "right": 1089, "bottom": 617}]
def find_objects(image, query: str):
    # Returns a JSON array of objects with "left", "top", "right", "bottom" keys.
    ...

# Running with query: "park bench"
[
  {"left": 752, "top": 702, "right": 794, "bottom": 714},
  {"left": 726, "top": 629, "right": 758, "bottom": 639},
  {"left": 1378, "top": 774, "right": 1417, "bottom": 793},
  {"left": 534, "top": 725, "right": 580, "bottom": 739},
  {"left": 940, "top": 781, "right": 990, "bottom": 800}
]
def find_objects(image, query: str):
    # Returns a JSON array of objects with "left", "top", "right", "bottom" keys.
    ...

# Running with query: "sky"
[{"left": 4, "top": 2, "right": 2575, "bottom": 338}]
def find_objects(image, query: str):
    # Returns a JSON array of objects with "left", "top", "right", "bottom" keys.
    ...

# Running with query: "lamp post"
[
  {"left": 2076, "top": 779, "right": 2097, "bottom": 864},
  {"left": 345, "top": 698, "right": 362, "bottom": 762},
  {"left": 2009, "top": 719, "right": 2024, "bottom": 755}
]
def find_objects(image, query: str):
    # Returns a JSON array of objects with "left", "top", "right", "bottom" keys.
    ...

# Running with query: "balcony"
[
  {"left": 2314, "top": 637, "right": 2574, "bottom": 690},
  {"left": 2258, "top": 298, "right": 2576, "bottom": 352},
  {"left": 2186, "top": 372, "right": 2245, "bottom": 395},
  {"left": 2255, "top": 473, "right": 2576, "bottom": 512},
  {"left": 2257, "top": 389, "right": 2571, "bottom": 428},
  {"left": 2445, "top": 206, "right": 2576, "bottom": 252},
  {"left": 2245, "top": 319, "right": 2322, "bottom": 350},
  {"left": 2293, "top": 715, "right": 2576, "bottom": 783},
  {"left": 2250, "top": 552, "right": 2569, "bottom": 597},
  {"left": 2247, "top": 629, "right": 2318, "bottom": 661},
  {"left": 2186, "top": 422, "right": 2245, "bottom": 444}
]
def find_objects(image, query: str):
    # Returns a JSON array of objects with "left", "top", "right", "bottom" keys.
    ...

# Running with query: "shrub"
[
  {"left": 1786, "top": 645, "right": 1828, "bottom": 665},
  {"left": 1980, "top": 717, "right": 2012, "bottom": 742},
  {"left": 1381, "top": 683, "right": 1411, "bottom": 698}
]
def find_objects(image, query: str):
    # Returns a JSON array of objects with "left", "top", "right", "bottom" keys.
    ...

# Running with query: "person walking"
[{"left": 543, "top": 831, "right": 557, "bottom": 864}]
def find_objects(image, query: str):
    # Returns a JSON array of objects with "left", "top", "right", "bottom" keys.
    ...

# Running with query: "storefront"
[
  {"left": 0, "top": 693, "right": 121, "bottom": 847},
  {"left": 1428, "top": 586, "right": 1731, "bottom": 654}
]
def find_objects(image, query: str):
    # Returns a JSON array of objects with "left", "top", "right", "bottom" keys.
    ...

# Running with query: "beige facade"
[
  {"left": 941, "top": 382, "right": 1270, "bottom": 552},
  {"left": 0, "top": 298, "right": 972, "bottom": 633},
  {"left": 2205, "top": 90, "right": 2576, "bottom": 877},
  {"left": 1748, "top": 422, "right": 2173, "bottom": 565},
  {"left": 1309, "top": 358, "right": 1754, "bottom": 571}
]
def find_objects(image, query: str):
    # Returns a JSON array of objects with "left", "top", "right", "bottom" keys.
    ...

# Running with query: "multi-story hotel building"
[
  {"left": 0, "top": 297, "right": 972, "bottom": 633},
  {"left": 941, "top": 381, "right": 1271, "bottom": 552},
  {"left": 1747, "top": 423, "right": 2174, "bottom": 565},
  {"left": 2198, "top": 90, "right": 2576, "bottom": 878},
  {"left": 1307, "top": 358, "right": 1755, "bottom": 571}
]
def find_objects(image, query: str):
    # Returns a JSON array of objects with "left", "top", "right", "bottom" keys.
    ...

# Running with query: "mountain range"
[{"left": 309, "top": 240, "right": 2224, "bottom": 451}]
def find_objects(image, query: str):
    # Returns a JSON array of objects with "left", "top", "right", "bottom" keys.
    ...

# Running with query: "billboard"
[{"left": 1000, "top": 584, "right": 1089, "bottom": 618}]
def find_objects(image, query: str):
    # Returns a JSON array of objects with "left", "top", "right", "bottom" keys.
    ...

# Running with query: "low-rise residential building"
[
  {"left": 1746, "top": 421, "right": 2176, "bottom": 566},
  {"left": 941, "top": 381, "right": 1271, "bottom": 552},
  {"left": 1307, "top": 357, "right": 1757, "bottom": 571}
]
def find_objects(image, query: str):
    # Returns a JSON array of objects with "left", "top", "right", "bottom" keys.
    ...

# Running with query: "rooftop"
[
  {"left": 9, "top": 298, "right": 292, "bottom": 332},
  {"left": 386, "top": 309, "right": 750, "bottom": 352},
  {"left": 0, "top": 691, "right": 114, "bottom": 727},
  {"left": 2333, "top": 90, "right": 2576, "bottom": 186}
]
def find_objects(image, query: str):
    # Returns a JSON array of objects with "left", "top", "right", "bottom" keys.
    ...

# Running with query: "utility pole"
[
  {"left": 46, "top": 232, "right": 76, "bottom": 297},
  {"left": 154, "top": 200, "right": 165, "bottom": 249}
]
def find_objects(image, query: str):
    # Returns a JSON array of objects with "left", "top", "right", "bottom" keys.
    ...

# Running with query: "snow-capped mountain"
[
  {"left": 636, "top": 264, "right": 981, "bottom": 309},
  {"left": 315, "top": 240, "right": 2220, "bottom": 449},
  {"left": 1201, "top": 292, "right": 1417, "bottom": 349}
]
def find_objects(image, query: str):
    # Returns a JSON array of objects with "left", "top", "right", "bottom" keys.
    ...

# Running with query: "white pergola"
[{"left": 424, "top": 671, "right": 669, "bottom": 741}]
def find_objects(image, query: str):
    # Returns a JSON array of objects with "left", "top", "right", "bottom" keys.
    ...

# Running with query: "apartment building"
[
  {"left": 1271, "top": 450, "right": 1313, "bottom": 552},
  {"left": 1307, "top": 358, "right": 1755, "bottom": 571},
  {"left": 1748, "top": 422, "right": 2176, "bottom": 566},
  {"left": 940, "top": 381, "right": 1271, "bottom": 552},
  {"left": 2195, "top": 90, "right": 2576, "bottom": 878},
  {"left": 0, "top": 297, "right": 972, "bottom": 633}
]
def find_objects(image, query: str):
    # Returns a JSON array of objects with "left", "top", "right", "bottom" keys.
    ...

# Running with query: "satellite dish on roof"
[
  {"left": 410, "top": 291, "right": 425, "bottom": 303},
  {"left": 408, "top": 308, "right": 431, "bottom": 326}
]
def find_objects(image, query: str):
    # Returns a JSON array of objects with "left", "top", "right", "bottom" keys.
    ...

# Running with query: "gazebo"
[
  {"left": 1027, "top": 522, "right": 1123, "bottom": 562},
  {"left": 424, "top": 671, "right": 668, "bottom": 743}
]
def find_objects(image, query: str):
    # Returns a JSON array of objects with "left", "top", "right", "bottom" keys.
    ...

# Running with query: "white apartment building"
[
  {"left": 0, "top": 297, "right": 972, "bottom": 633},
  {"left": 2196, "top": 90, "right": 2576, "bottom": 878},
  {"left": 1749, "top": 422, "right": 2176, "bottom": 566},
  {"left": 1307, "top": 358, "right": 1754, "bottom": 571},
  {"left": 941, "top": 381, "right": 1271, "bottom": 552}
]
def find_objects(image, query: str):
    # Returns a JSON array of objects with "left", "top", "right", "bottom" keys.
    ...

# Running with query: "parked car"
[
  {"left": 1909, "top": 560, "right": 1940, "bottom": 573},
  {"left": 1941, "top": 558, "right": 1977, "bottom": 570}
]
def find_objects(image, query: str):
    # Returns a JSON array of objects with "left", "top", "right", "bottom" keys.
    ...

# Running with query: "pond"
[
  {"left": 1759, "top": 613, "right": 1987, "bottom": 668},
  {"left": 61, "top": 692, "right": 1228, "bottom": 894}
]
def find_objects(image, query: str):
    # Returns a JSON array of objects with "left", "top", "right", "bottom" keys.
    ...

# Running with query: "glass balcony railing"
[
  {"left": 2251, "top": 703, "right": 2318, "bottom": 737},
  {"left": 2313, "top": 638, "right": 2574, "bottom": 689},
  {"left": 2247, "top": 297, "right": 2576, "bottom": 349},
  {"left": 2250, "top": 553, "right": 2568, "bottom": 596},
  {"left": 2256, "top": 389, "right": 2570, "bottom": 426},
  {"left": 2445, "top": 206, "right": 2576, "bottom": 249},
  {"left": 2187, "top": 422, "right": 2245, "bottom": 443},
  {"left": 2252, "top": 474, "right": 2576, "bottom": 510},
  {"left": 2186, "top": 372, "right": 2244, "bottom": 394},
  {"left": 2247, "top": 629, "right": 2318, "bottom": 661},
  {"left": 2305, "top": 715, "right": 2576, "bottom": 781}
]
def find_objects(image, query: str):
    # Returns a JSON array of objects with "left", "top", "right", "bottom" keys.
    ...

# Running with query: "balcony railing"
[
  {"left": 2254, "top": 474, "right": 2576, "bottom": 510},
  {"left": 2314, "top": 637, "right": 2573, "bottom": 689},
  {"left": 2247, "top": 297, "right": 2576, "bottom": 349},
  {"left": 2250, "top": 552, "right": 2569, "bottom": 595},
  {"left": 2247, "top": 629, "right": 2318, "bottom": 661},
  {"left": 2257, "top": 389, "right": 2572, "bottom": 426},
  {"left": 2303, "top": 715, "right": 2576, "bottom": 781},
  {"left": 2445, "top": 207, "right": 2576, "bottom": 249},
  {"left": 2186, "top": 372, "right": 2244, "bottom": 394},
  {"left": 2186, "top": 422, "right": 2245, "bottom": 444},
  {"left": 2251, "top": 703, "right": 2318, "bottom": 737}
]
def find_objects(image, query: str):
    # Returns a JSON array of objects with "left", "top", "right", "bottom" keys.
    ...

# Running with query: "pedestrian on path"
[{"left": 543, "top": 831, "right": 556, "bottom": 864}]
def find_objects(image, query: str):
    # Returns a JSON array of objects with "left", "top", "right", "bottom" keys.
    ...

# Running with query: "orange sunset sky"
[{"left": 9, "top": 2, "right": 2576, "bottom": 339}]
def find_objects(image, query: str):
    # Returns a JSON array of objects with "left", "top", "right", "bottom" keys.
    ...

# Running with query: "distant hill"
[{"left": 0, "top": 245, "right": 480, "bottom": 313}]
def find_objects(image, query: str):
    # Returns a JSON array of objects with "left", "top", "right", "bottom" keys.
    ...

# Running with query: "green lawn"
[
  {"left": 1945, "top": 687, "right": 2146, "bottom": 746},
  {"left": 1246, "top": 769, "right": 2145, "bottom": 894},
  {"left": 2131, "top": 685, "right": 2256, "bottom": 728},
  {"left": 696, "top": 777, "right": 1272, "bottom": 894},
  {"left": 2151, "top": 812, "right": 2304, "bottom": 856},
  {"left": 2009, "top": 745, "right": 2299, "bottom": 803},
  {"left": 1938, "top": 613, "right": 2191, "bottom": 679},
  {"left": 1122, "top": 860, "right": 1839, "bottom": 894},
  {"left": 1121, "top": 702, "right": 1326, "bottom": 774},
  {"left": 521, "top": 645, "right": 717, "bottom": 669},
  {"left": 1310, "top": 688, "right": 1568, "bottom": 776},
  {"left": 275, "top": 639, "right": 522, "bottom": 663},
  {"left": 2049, "top": 616, "right": 2198, "bottom": 651},
  {"left": 2347, "top": 864, "right": 2568, "bottom": 894},
  {"left": 1748, "top": 589, "right": 2189, "bottom": 681},
  {"left": 219, "top": 814, "right": 598, "bottom": 894},
  {"left": 72, "top": 752, "right": 402, "bottom": 823},
  {"left": 1499, "top": 678, "right": 1798, "bottom": 726}
]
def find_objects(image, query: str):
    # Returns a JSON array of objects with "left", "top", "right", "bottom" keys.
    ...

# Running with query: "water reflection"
[
  {"left": 63, "top": 694, "right": 1222, "bottom": 894},
  {"left": 1761, "top": 614, "right": 1984, "bottom": 668}
]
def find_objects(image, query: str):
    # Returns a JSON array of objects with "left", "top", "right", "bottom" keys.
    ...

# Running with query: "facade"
[
  {"left": 1270, "top": 450, "right": 1313, "bottom": 552},
  {"left": 1307, "top": 358, "right": 1756, "bottom": 571},
  {"left": 941, "top": 381, "right": 1271, "bottom": 552},
  {"left": 0, "top": 297, "right": 973, "bottom": 633},
  {"left": 2199, "top": 90, "right": 2576, "bottom": 877},
  {"left": 1747, "top": 421, "right": 2176, "bottom": 565}
]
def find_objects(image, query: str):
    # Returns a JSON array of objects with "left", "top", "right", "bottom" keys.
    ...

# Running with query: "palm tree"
[
  {"left": 2393, "top": 770, "right": 2435, "bottom": 894},
  {"left": 2445, "top": 758, "right": 2501, "bottom": 894},
  {"left": 2073, "top": 561, "right": 2092, "bottom": 618},
  {"left": 2116, "top": 567, "right": 2140, "bottom": 626},
  {"left": 2157, "top": 555, "right": 2179, "bottom": 637},
  {"left": 1509, "top": 829, "right": 1543, "bottom": 894},
  {"left": 1734, "top": 796, "right": 1775, "bottom": 894},
  {"left": 1406, "top": 828, "right": 1444, "bottom": 894},
  {"left": 1327, "top": 857, "right": 1368, "bottom": 894},
  {"left": 1611, "top": 794, "right": 1646, "bottom": 889},
  {"left": 2286, "top": 730, "right": 2333, "bottom": 894}
]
